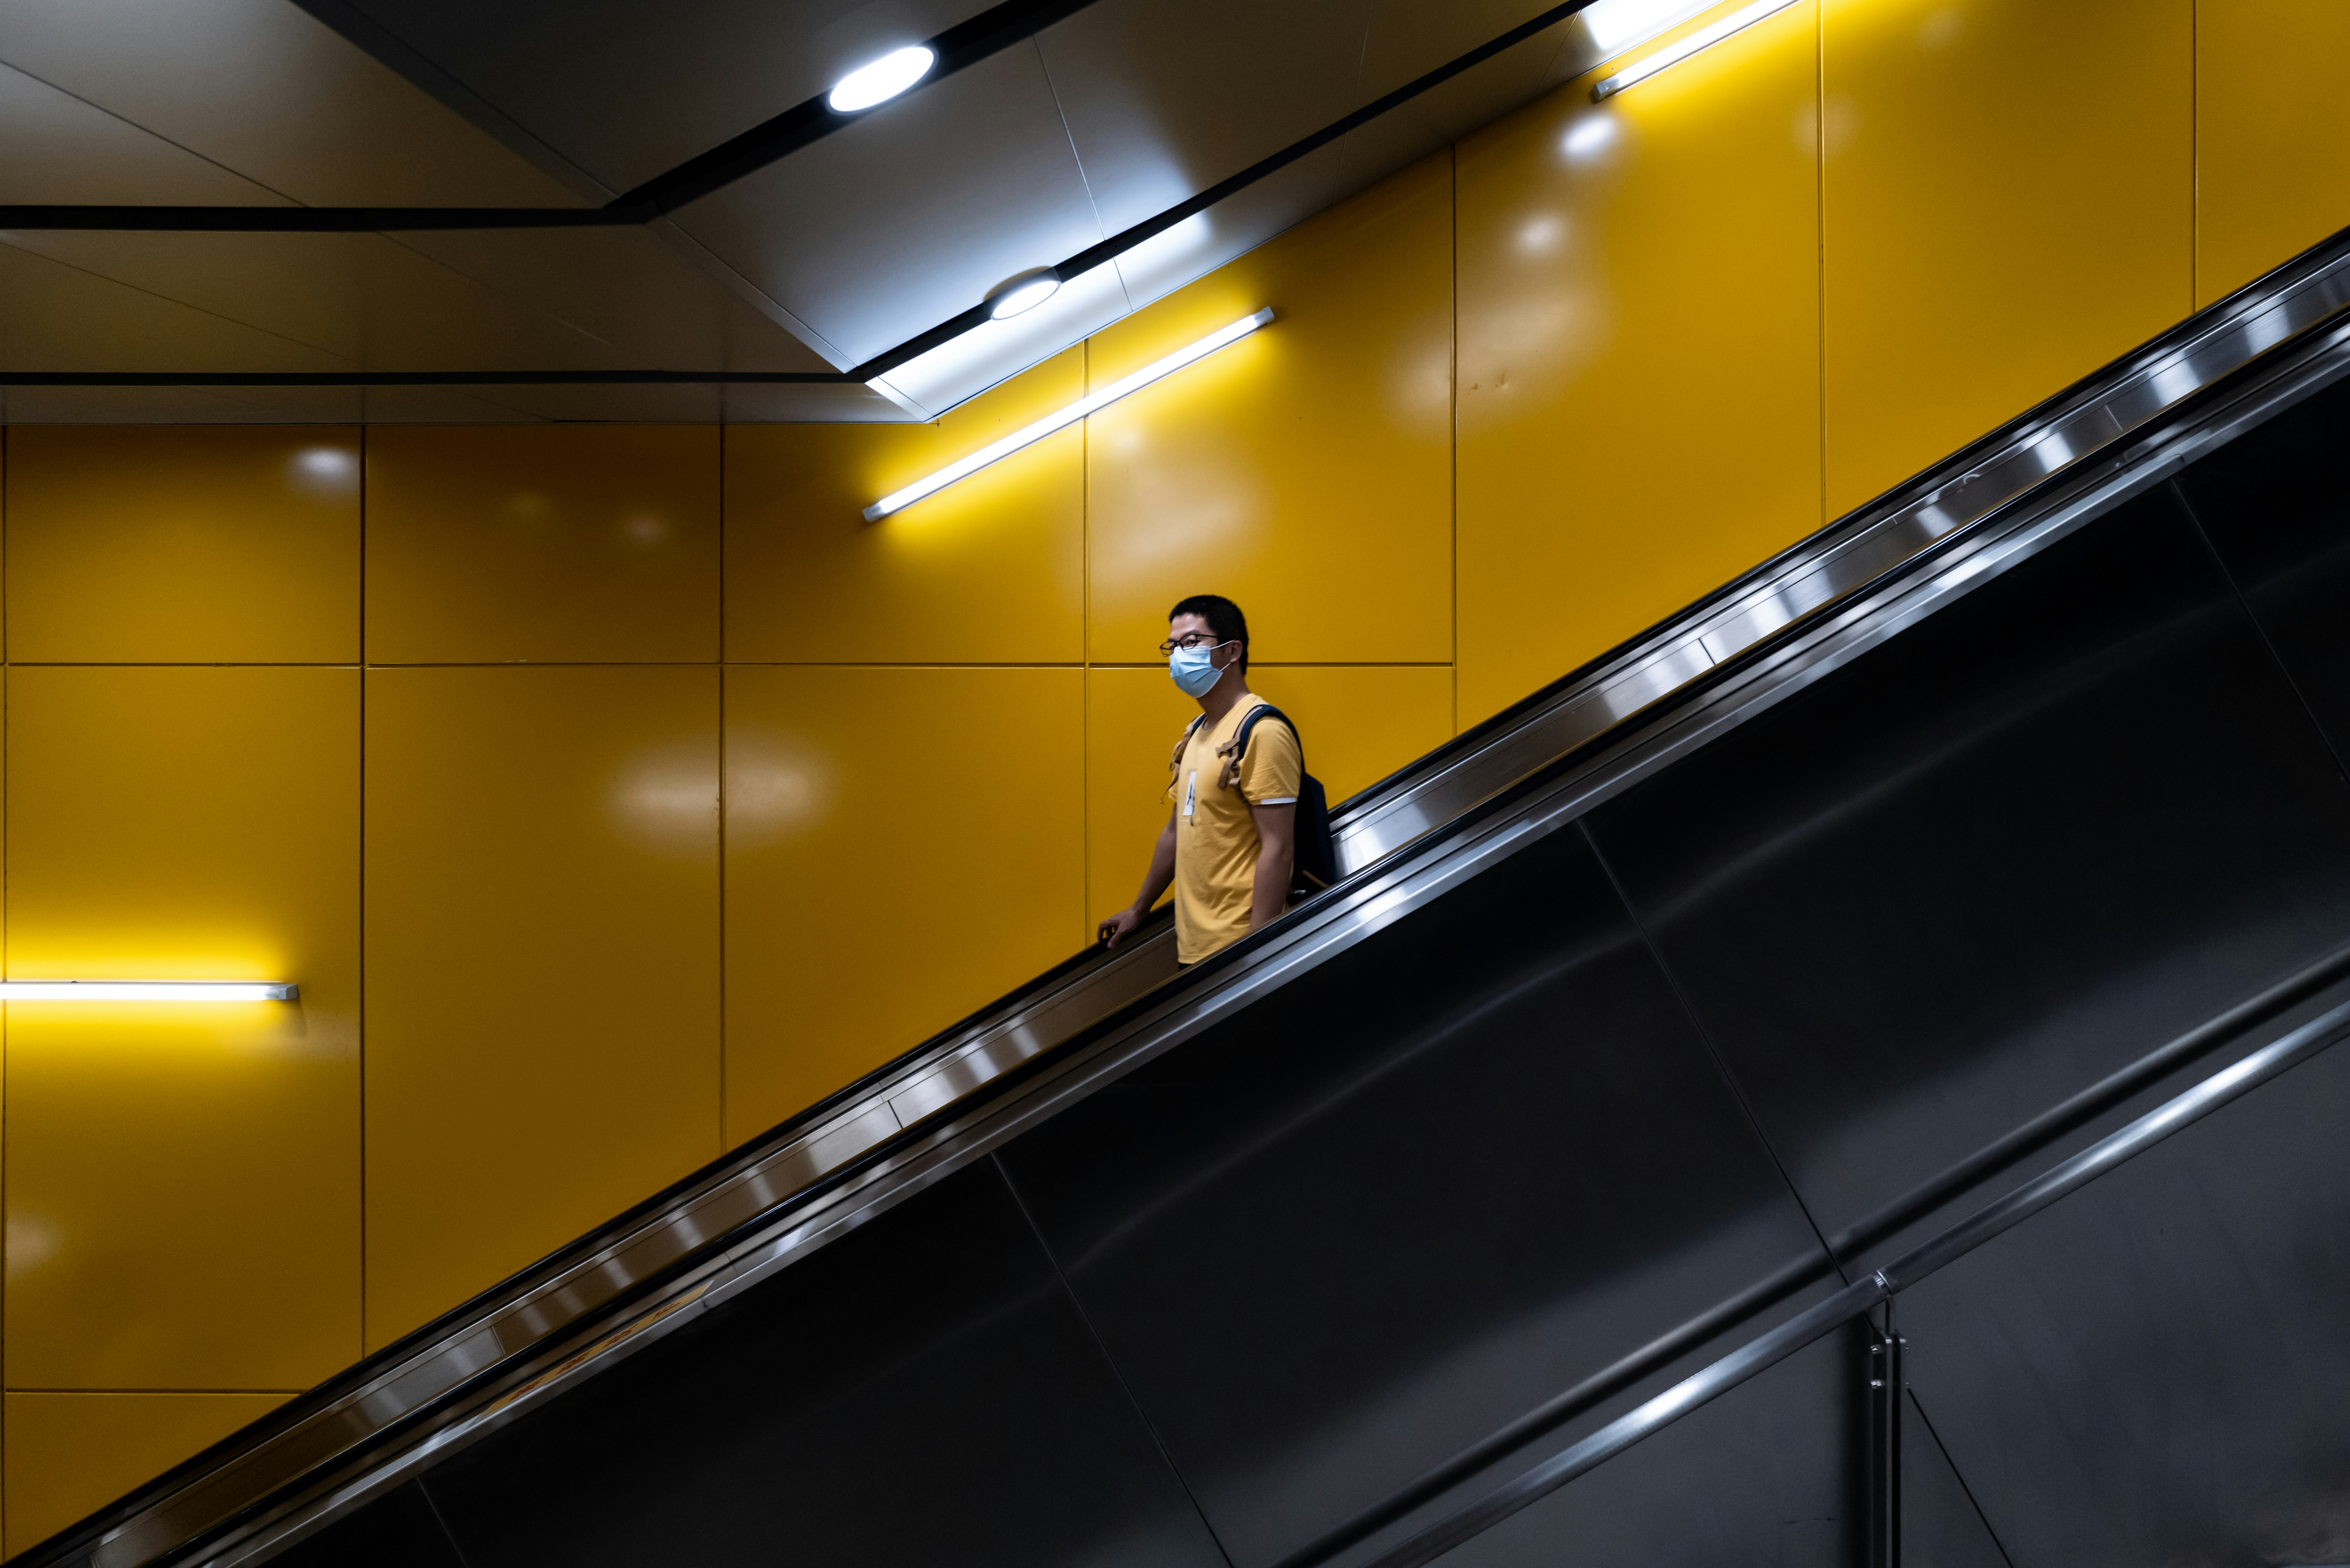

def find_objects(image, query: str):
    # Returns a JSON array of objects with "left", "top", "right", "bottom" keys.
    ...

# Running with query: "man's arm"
[
  {"left": 1098, "top": 809, "right": 1178, "bottom": 948},
  {"left": 1247, "top": 800, "right": 1296, "bottom": 934}
]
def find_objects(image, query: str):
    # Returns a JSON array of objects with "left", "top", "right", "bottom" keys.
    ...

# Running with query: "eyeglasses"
[{"left": 1158, "top": 633, "right": 1234, "bottom": 655}]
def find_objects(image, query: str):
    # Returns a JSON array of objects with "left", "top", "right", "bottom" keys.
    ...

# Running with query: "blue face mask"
[{"left": 1169, "top": 641, "right": 1229, "bottom": 698}]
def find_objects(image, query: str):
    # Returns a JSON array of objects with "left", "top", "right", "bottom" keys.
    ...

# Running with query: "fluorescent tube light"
[
  {"left": 827, "top": 46, "right": 935, "bottom": 113},
  {"left": 864, "top": 307, "right": 1274, "bottom": 521},
  {"left": 0, "top": 981, "right": 298, "bottom": 1002},
  {"left": 1591, "top": 0, "right": 1802, "bottom": 99},
  {"left": 1579, "top": 0, "right": 1716, "bottom": 55}
]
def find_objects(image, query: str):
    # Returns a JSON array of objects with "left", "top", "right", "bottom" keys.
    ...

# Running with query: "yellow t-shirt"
[{"left": 1166, "top": 695, "right": 1304, "bottom": 963}]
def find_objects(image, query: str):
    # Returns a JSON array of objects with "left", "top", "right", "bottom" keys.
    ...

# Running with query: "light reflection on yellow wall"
[
  {"left": 724, "top": 666, "right": 1084, "bottom": 1146},
  {"left": 4, "top": 427, "right": 359, "bottom": 663},
  {"left": 3, "top": 1392, "right": 290, "bottom": 1556},
  {"left": 1084, "top": 665, "right": 1456, "bottom": 925},
  {"left": 727, "top": 351, "right": 1085, "bottom": 665},
  {"left": 1821, "top": 0, "right": 2192, "bottom": 515},
  {"left": 1456, "top": 0, "right": 1823, "bottom": 727},
  {"left": 1087, "top": 155, "right": 1454, "bottom": 667},
  {"left": 363, "top": 666, "right": 721, "bottom": 1348},
  {"left": 4, "top": 667, "right": 360, "bottom": 1391},
  {"left": 2194, "top": 0, "right": 2350, "bottom": 305},
  {"left": 365, "top": 425, "right": 720, "bottom": 664}
]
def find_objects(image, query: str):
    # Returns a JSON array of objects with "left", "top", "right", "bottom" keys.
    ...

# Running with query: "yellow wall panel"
[
  {"left": 1085, "top": 668, "right": 1194, "bottom": 927},
  {"left": 1087, "top": 155, "right": 1455, "bottom": 666},
  {"left": 1246, "top": 666, "right": 1457, "bottom": 802},
  {"left": 724, "top": 666, "right": 1083, "bottom": 1145},
  {"left": 4, "top": 1392, "right": 289, "bottom": 1555},
  {"left": 4, "top": 667, "right": 359, "bottom": 1390},
  {"left": 1456, "top": 0, "right": 1823, "bottom": 727},
  {"left": 1084, "top": 665, "right": 1456, "bottom": 924},
  {"left": 726, "top": 351, "right": 1086, "bottom": 664},
  {"left": 364, "top": 666, "right": 720, "bottom": 1347},
  {"left": 365, "top": 426, "right": 720, "bottom": 664},
  {"left": 2195, "top": 0, "right": 2350, "bottom": 304},
  {"left": 1821, "top": 0, "right": 2192, "bottom": 515},
  {"left": 4, "top": 427, "right": 358, "bottom": 663}
]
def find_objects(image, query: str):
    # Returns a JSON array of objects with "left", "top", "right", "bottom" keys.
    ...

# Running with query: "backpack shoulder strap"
[
  {"left": 1217, "top": 702, "right": 1301, "bottom": 791},
  {"left": 1168, "top": 714, "right": 1205, "bottom": 775}
]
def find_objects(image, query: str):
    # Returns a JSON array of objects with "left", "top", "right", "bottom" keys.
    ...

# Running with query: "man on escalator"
[{"left": 1097, "top": 594, "right": 1302, "bottom": 964}]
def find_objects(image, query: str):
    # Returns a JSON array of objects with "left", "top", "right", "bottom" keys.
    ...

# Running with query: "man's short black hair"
[{"left": 1169, "top": 593, "right": 1249, "bottom": 672}]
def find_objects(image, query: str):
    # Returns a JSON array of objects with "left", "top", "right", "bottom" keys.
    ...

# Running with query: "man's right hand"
[{"left": 1097, "top": 907, "right": 1143, "bottom": 948}]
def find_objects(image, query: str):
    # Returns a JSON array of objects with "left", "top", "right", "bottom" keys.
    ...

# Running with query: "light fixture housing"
[
  {"left": 865, "top": 308, "right": 1274, "bottom": 521},
  {"left": 1591, "top": 0, "right": 1801, "bottom": 98},
  {"left": 0, "top": 980, "right": 299, "bottom": 1001},
  {"left": 827, "top": 46, "right": 936, "bottom": 113},
  {"left": 986, "top": 269, "right": 1063, "bottom": 320}
]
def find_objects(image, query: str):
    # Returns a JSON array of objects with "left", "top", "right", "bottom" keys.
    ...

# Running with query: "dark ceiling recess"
[
  {"left": 0, "top": 0, "right": 1108, "bottom": 232},
  {"left": 611, "top": 0, "right": 1106, "bottom": 213},
  {"left": 0, "top": 0, "right": 1598, "bottom": 390}
]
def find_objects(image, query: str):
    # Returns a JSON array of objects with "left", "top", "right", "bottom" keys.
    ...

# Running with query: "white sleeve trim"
[{"left": 1253, "top": 796, "right": 1298, "bottom": 805}]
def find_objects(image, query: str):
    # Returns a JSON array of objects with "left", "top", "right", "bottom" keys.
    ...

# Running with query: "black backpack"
[{"left": 1188, "top": 703, "right": 1338, "bottom": 898}]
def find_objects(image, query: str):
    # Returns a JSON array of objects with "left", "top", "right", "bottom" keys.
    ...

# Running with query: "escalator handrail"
[{"left": 34, "top": 224, "right": 2350, "bottom": 1568}]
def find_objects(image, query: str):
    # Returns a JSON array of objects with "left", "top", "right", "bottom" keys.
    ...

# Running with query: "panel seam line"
[{"left": 992, "top": 1151, "right": 1239, "bottom": 1568}]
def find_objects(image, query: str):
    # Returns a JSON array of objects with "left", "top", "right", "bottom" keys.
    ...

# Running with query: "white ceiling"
[{"left": 0, "top": 0, "right": 1608, "bottom": 421}]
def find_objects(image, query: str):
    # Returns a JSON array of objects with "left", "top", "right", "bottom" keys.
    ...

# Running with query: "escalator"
[{"left": 25, "top": 229, "right": 2350, "bottom": 1568}]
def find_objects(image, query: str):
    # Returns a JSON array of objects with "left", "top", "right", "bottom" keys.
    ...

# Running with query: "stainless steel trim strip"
[
  {"left": 1357, "top": 998, "right": 2350, "bottom": 1568},
  {"left": 41, "top": 228, "right": 2350, "bottom": 1568}
]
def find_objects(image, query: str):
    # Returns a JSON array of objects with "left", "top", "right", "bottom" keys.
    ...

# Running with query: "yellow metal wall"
[
  {"left": 5, "top": 0, "right": 2349, "bottom": 1541},
  {"left": 2195, "top": 0, "right": 2350, "bottom": 306},
  {"left": 1821, "top": 0, "right": 2193, "bottom": 517},
  {"left": 1457, "top": 0, "right": 1823, "bottom": 721}
]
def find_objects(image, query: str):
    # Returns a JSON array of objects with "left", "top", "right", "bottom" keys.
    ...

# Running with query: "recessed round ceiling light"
[
  {"left": 985, "top": 269, "right": 1062, "bottom": 320},
  {"left": 827, "top": 46, "right": 936, "bottom": 113}
]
